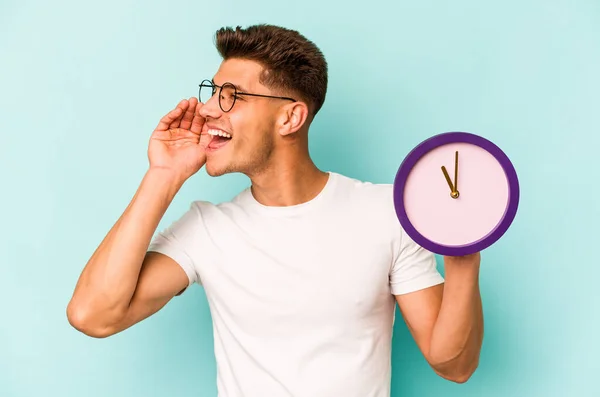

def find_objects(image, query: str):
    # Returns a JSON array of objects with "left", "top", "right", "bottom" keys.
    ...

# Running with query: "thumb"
[{"left": 199, "top": 132, "right": 211, "bottom": 150}]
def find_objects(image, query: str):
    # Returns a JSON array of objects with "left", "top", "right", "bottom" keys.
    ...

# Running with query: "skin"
[
  {"left": 66, "top": 58, "right": 483, "bottom": 384},
  {"left": 396, "top": 254, "right": 483, "bottom": 383}
]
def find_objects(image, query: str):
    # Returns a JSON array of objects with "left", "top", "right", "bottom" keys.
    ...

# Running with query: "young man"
[{"left": 67, "top": 24, "right": 484, "bottom": 397}]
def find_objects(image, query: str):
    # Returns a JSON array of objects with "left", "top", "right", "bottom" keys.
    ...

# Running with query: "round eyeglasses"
[{"left": 198, "top": 79, "right": 297, "bottom": 113}]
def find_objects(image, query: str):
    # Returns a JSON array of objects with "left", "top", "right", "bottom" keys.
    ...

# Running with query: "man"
[{"left": 67, "top": 24, "right": 483, "bottom": 397}]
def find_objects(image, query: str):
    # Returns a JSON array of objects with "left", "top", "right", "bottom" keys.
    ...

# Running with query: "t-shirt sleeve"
[
  {"left": 389, "top": 226, "right": 445, "bottom": 295},
  {"left": 147, "top": 202, "right": 203, "bottom": 288}
]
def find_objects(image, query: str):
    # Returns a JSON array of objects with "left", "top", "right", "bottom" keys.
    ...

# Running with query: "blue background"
[{"left": 1, "top": 0, "right": 599, "bottom": 396}]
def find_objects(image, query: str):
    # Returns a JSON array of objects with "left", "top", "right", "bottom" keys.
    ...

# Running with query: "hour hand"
[
  {"left": 441, "top": 166, "right": 459, "bottom": 199},
  {"left": 441, "top": 166, "right": 455, "bottom": 192}
]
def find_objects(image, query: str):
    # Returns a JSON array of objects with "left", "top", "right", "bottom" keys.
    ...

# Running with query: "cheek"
[{"left": 230, "top": 108, "right": 275, "bottom": 143}]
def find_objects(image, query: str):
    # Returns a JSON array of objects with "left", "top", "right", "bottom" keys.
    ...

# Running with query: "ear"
[{"left": 276, "top": 101, "right": 309, "bottom": 137}]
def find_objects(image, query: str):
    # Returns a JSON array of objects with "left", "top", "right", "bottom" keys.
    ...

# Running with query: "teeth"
[{"left": 208, "top": 129, "right": 231, "bottom": 139}]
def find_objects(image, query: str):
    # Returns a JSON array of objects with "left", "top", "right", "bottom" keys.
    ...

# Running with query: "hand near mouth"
[{"left": 148, "top": 97, "right": 209, "bottom": 182}]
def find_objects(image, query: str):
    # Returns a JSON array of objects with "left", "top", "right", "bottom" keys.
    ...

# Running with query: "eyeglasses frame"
[{"left": 198, "top": 79, "right": 297, "bottom": 113}]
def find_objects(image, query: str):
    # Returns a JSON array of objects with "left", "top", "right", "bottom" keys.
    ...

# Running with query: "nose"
[{"left": 199, "top": 93, "right": 222, "bottom": 119}]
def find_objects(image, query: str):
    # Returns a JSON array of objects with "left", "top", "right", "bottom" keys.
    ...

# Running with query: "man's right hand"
[
  {"left": 67, "top": 98, "right": 210, "bottom": 338},
  {"left": 148, "top": 97, "right": 210, "bottom": 182}
]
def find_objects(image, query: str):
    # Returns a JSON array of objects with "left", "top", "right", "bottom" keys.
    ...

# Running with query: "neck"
[{"left": 248, "top": 147, "right": 329, "bottom": 207}]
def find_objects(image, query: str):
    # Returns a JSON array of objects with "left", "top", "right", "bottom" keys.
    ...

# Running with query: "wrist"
[
  {"left": 443, "top": 253, "right": 481, "bottom": 279},
  {"left": 443, "top": 252, "right": 480, "bottom": 266},
  {"left": 144, "top": 167, "right": 187, "bottom": 200}
]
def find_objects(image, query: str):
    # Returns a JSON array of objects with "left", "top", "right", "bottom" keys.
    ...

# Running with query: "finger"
[
  {"left": 179, "top": 97, "right": 198, "bottom": 130},
  {"left": 152, "top": 127, "right": 198, "bottom": 142},
  {"left": 155, "top": 99, "right": 188, "bottom": 131},
  {"left": 168, "top": 99, "right": 190, "bottom": 129},
  {"left": 155, "top": 108, "right": 182, "bottom": 131},
  {"left": 199, "top": 129, "right": 212, "bottom": 149},
  {"left": 190, "top": 102, "right": 205, "bottom": 134}
]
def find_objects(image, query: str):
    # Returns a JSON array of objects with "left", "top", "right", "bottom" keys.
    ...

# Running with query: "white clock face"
[{"left": 402, "top": 142, "right": 510, "bottom": 247}]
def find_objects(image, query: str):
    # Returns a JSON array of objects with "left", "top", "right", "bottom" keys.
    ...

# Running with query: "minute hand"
[{"left": 454, "top": 150, "right": 458, "bottom": 193}]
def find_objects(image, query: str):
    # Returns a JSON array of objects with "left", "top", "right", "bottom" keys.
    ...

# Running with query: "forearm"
[
  {"left": 429, "top": 254, "right": 483, "bottom": 381},
  {"left": 68, "top": 168, "right": 184, "bottom": 326}
]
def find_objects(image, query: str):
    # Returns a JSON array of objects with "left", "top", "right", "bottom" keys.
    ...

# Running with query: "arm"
[
  {"left": 66, "top": 169, "right": 189, "bottom": 338},
  {"left": 395, "top": 253, "right": 483, "bottom": 383},
  {"left": 67, "top": 97, "right": 208, "bottom": 338}
]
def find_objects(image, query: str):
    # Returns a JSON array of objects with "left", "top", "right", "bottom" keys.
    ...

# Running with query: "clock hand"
[
  {"left": 441, "top": 166, "right": 455, "bottom": 192},
  {"left": 454, "top": 150, "right": 458, "bottom": 194},
  {"left": 441, "top": 161, "right": 459, "bottom": 199}
]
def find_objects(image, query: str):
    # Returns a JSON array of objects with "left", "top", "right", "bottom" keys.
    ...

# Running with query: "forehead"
[{"left": 212, "top": 59, "right": 265, "bottom": 92}]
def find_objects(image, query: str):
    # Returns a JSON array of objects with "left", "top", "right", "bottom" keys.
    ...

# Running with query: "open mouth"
[{"left": 207, "top": 128, "right": 232, "bottom": 150}]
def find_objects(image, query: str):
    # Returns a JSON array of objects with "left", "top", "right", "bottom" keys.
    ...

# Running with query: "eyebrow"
[{"left": 211, "top": 78, "right": 250, "bottom": 93}]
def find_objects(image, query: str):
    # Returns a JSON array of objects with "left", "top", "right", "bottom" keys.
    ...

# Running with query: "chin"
[
  {"left": 205, "top": 165, "right": 228, "bottom": 177},
  {"left": 205, "top": 159, "right": 234, "bottom": 177}
]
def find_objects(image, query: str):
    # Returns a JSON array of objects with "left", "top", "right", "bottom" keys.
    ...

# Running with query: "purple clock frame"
[{"left": 393, "top": 131, "right": 520, "bottom": 257}]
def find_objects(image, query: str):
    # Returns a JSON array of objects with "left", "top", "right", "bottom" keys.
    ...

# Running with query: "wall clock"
[{"left": 393, "top": 131, "right": 520, "bottom": 256}]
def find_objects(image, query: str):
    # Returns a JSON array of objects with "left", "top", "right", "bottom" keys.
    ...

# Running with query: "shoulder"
[
  {"left": 183, "top": 187, "right": 254, "bottom": 222},
  {"left": 331, "top": 172, "right": 401, "bottom": 228},
  {"left": 331, "top": 172, "right": 396, "bottom": 211},
  {"left": 331, "top": 172, "right": 419, "bottom": 246}
]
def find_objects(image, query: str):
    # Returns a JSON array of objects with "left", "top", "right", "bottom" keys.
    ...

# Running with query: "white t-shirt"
[{"left": 148, "top": 171, "right": 444, "bottom": 397}]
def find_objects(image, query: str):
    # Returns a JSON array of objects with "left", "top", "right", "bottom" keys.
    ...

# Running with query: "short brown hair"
[{"left": 214, "top": 24, "right": 328, "bottom": 117}]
